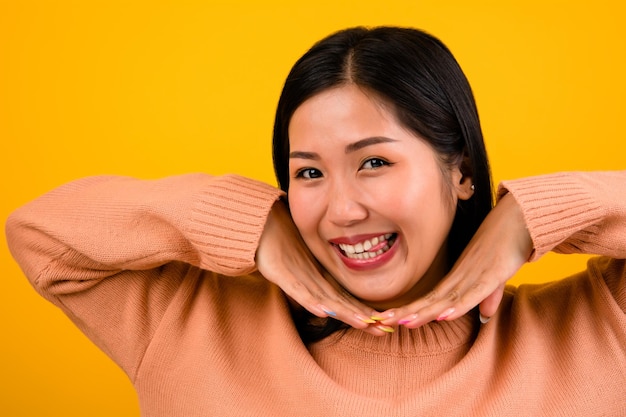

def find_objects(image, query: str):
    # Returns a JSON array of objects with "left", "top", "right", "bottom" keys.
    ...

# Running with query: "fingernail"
[
  {"left": 376, "top": 324, "right": 395, "bottom": 333},
  {"left": 370, "top": 315, "right": 385, "bottom": 321},
  {"left": 437, "top": 307, "right": 455, "bottom": 321},
  {"left": 375, "top": 311, "right": 395, "bottom": 324},
  {"left": 356, "top": 314, "right": 377, "bottom": 324},
  {"left": 398, "top": 314, "right": 418, "bottom": 325},
  {"left": 479, "top": 313, "right": 491, "bottom": 324},
  {"left": 319, "top": 305, "right": 336, "bottom": 317}
]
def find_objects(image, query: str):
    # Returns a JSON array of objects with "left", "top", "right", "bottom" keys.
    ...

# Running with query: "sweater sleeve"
[
  {"left": 5, "top": 173, "right": 284, "bottom": 378},
  {"left": 497, "top": 171, "right": 626, "bottom": 310}
]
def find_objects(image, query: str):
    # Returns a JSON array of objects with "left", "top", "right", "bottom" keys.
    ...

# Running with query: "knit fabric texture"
[{"left": 6, "top": 171, "right": 626, "bottom": 416}]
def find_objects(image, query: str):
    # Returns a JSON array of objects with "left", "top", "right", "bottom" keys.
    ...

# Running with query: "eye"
[
  {"left": 360, "top": 157, "right": 390, "bottom": 170},
  {"left": 295, "top": 168, "right": 323, "bottom": 179}
]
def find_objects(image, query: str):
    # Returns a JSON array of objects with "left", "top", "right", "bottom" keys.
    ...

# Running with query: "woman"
[{"left": 6, "top": 26, "right": 625, "bottom": 416}]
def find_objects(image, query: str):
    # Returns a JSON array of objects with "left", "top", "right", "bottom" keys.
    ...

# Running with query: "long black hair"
[{"left": 272, "top": 26, "right": 493, "bottom": 343}]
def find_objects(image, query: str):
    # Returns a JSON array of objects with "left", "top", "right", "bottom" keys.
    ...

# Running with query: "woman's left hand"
[{"left": 379, "top": 192, "right": 533, "bottom": 328}]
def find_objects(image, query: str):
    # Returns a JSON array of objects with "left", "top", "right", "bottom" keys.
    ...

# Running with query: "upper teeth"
[{"left": 338, "top": 233, "right": 393, "bottom": 255}]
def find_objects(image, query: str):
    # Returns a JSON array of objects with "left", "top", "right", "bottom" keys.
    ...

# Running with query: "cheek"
[
  {"left": 287, "top": 189, "right": 321, "bottom": 235},
  {"left": 381, "top": 178, "right": 430, "bottom": 211},
  {"left": 382, "top": 177, "right": 453, "bottom": 227}
]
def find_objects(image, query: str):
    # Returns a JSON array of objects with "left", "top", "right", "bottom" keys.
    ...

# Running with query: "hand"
[
  {"left": 380, "top": 193, "right": 533, "bottom": 327},
  {"left": 256, "top": 200, "right": 388, "bottom": 335}
]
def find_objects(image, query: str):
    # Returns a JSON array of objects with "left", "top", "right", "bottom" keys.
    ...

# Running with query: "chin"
[{"left": 352, "top": 289, "right": 406, "bottom": 308}]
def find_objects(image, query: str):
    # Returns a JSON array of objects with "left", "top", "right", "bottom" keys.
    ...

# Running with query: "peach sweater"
[{"left": 6, "top": 171, "right": 626, "bottom": 416}]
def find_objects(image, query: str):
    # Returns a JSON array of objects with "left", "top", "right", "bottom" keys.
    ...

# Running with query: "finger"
[
  {"left": 384, "top": 273, "right": 502, "bottom": 328},
  {"left": 423, "top": 278, "right": 501, "bottom": 324},
  {"left": 289, "top": 292, "right": 387, "bottom": 336},
  {"left": 478, "top": 284, "right": 505, "bottom": 323},
  {"left": 376, "top": 269, "right": 466, "bottom": 326},
  {"left": 375, "top": 268, "right": 464, "bottom": 325},
  {"left": 304, "top": 296, "right": 390, "bottom": 336},
  {"left": 288, "top": 275, "right": 378, "bottom": 330},
  {"left": 320, "top": 272, "right": 384, "bottom": 326}
]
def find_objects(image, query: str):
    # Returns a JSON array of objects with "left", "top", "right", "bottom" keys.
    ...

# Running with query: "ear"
[
  {"left": 454, "top": 173, "right": 474, "bottom": 201},
  {"left": 450, "top": 153, "right": 474, "bottom": 201}
]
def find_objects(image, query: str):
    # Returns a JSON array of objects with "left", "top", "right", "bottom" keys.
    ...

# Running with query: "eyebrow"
[
  {"left": 289, "top": 136, "right": 397, "bottom": 159},
  {"left": 344, "top": 136, "right": 397, "bottom": 153}
]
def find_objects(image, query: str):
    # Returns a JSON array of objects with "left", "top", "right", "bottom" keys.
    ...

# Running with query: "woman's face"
[{"left": 287, "top": 84, "right": 472, "bottom": 310}]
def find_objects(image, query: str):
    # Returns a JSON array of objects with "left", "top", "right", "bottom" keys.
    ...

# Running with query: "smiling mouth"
[{"left": 335, "top": 233, "right": 398, "bottom": 260}]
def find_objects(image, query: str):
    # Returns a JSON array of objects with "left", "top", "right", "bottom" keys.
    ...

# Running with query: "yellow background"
[{"left": 1, "top": 1, "right": 624, "bottom": 415}]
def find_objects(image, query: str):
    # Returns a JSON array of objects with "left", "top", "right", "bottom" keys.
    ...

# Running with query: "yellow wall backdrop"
[{"left": 1, "top": 1, "right": 624, "bottom": 415}]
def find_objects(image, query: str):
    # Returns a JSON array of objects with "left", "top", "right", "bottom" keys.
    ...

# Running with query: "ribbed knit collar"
[{"left": 311, "top": 312, "right": 478, "bottom": 356}]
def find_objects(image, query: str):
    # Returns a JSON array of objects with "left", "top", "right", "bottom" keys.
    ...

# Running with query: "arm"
[
  {"left": 500, "top": 171, "right": 626, "bottom": 260},
  {"left": 498, "top": 170, "right": 626, "bottom": 314},
  {"left": 381, "top": 170, "right": 626, "bottom": 326},
  {"left": 5, "top": 173, "right": 283, "bottom": 377}
]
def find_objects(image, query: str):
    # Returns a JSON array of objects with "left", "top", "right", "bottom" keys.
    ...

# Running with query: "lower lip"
[{"left": 333, "top": 237, "right": 399, "bottom": 271}]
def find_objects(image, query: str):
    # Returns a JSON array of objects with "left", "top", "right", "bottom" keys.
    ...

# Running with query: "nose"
[{"left": 325, "top": 180, "right": 368, "bottom": 227}]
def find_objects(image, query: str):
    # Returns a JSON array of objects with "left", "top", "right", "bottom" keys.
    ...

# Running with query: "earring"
[{"left": 471, "top": 184, "right": 475, "bottom": 191}]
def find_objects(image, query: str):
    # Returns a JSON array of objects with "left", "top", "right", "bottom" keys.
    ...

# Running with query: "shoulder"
[{"left": 502, "top": 257, "right": 626, "bottom": 338}]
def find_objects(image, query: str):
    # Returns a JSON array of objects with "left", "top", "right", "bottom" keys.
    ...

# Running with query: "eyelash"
[
  {"left": 360, "top": 157, "right": 391, "bottom": 170},
  {"left": 294, "top": 157, "right": 392, "bottom": 180},
  {"left": 295, "top": 168, "right": 323, "bottom": 179}
]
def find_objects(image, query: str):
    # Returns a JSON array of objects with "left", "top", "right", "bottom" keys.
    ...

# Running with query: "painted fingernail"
[
  {"left": 398, "top": 314, "right": 418, "bottom": 325},
  {"left": 377, "top": 324, "right": 395, "bottom": 333},
  {"left": 319, "top": 305, "right": 337, "bottom": 317},
  {"left": 370, "top": 315, "right": 385, "bottom": 321},
  {"left": 479, "top": 313, "right": 491, "bottom": 324},
  {"left": 437, "top": 307, "right": 455, "bottom": 321},
  {"left": 356, "top": 314, "right": 377, "bottom": 324}
]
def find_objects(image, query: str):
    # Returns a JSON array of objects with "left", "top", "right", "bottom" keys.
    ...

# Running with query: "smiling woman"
[
  {"left": 287, "top": 84, "right": 471, "bottom": 311},
  {"left": 5, "top": 23, "right": 626, "bottom": 417}
]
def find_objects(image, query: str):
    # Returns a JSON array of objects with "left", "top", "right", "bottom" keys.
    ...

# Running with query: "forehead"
[{"left": 288, "top": 85, "right": 405, "bottom": 146}]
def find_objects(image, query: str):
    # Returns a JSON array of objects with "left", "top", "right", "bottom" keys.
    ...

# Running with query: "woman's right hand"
[{"left": 256, "top": 200, "right": 390, "bottom": 335}]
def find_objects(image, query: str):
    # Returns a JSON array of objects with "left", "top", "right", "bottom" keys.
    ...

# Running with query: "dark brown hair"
[{"left": 272, "top": 26, "right": 493, "bottom": 343}]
